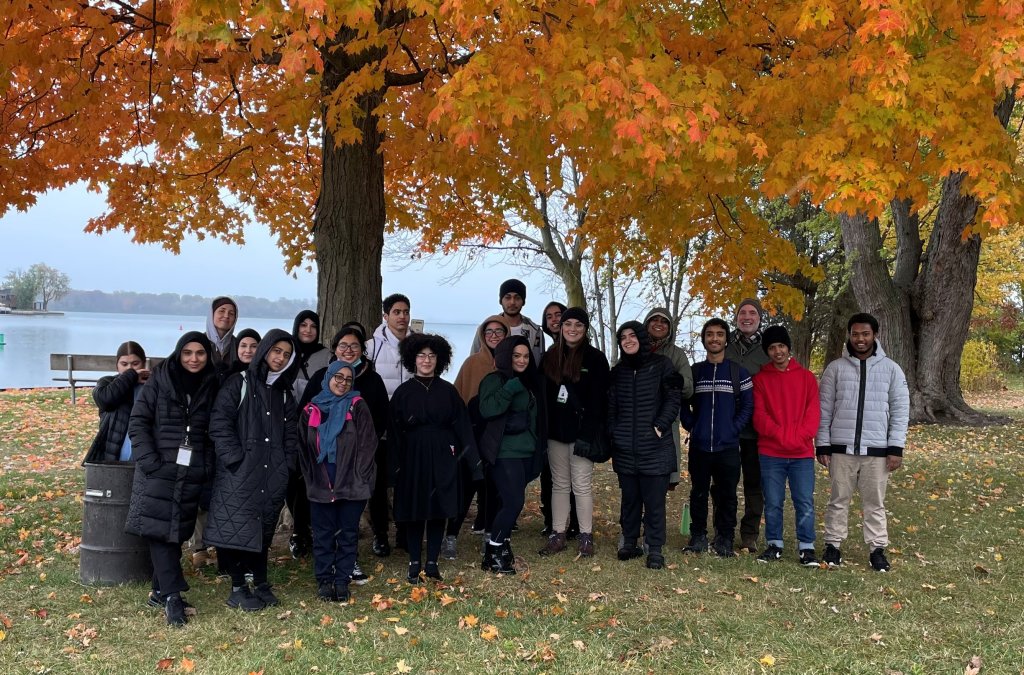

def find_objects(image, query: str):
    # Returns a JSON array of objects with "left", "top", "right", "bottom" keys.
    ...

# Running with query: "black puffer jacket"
[
  {"left": 608, "top": 323, "right": 683, "bottom": 476},
  {"left": 83, "top": 369, "right": 141, "bottom": 464},
  {"left": 205, "top": 329, "right": 300, "bottom": 553},
  {"left": 125, "top": 333, "right": 218, "bottom": 544}
]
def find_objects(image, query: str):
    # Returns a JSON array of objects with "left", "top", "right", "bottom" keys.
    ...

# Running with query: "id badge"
[
  {"left": 556, "top": 385, "right": 569, "bottom": 404},
  {"left": 176, "top": 445, "right": 193, "bottom": 467}
]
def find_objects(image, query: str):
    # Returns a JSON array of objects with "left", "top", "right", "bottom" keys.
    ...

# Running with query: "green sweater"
[{"left": 478, "top": 373, "right": 537, "bottom": 460}]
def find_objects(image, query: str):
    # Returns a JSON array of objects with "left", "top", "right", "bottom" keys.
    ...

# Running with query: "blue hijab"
[{"left": 310, "top": 360, "right": 360, "bottom": 464}]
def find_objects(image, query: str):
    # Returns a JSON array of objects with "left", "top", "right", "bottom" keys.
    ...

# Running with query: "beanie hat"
[
  {"left": 499, "top": 279, "right": 527, "bottom": 301},
  {"left": 735, "top": 297, "right": 763, "bottom": 323},
  {"left": 212, "top": 296, "right": 237, "bottom": 312},
  {"left": 761, "top": 325, "right": 792, "bottom": 354},
  {"left": 560, "top": 306, "right": 590, "bottom": 329}
]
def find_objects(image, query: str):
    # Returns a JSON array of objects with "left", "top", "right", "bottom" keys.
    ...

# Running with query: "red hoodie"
[{"left": 752, "top": 358, "right": 820, "bottom": 459}]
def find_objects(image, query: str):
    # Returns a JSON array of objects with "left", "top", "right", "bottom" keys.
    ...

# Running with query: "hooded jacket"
[
  {"left": 643, "top": 307, "right": 694, "bottom": 483},
  {"left": 454, "top": 315, "right": 513, "bottom": 404},
  {"left": 608, "top": 321, "right": 684, "bottom": 475},
  {"left": 472, "top": 314, "right": 546, "bottom": 364},
  {"left": 477, "top": 335, "right": 545, "bottom": 465},
  {"left": 752, "top": 358, "right": 820, "bottom": 459},
  {"left": 84, "top": 368, "right": 143, "bottom": 463},
  {"left": 368, "top": 322, "right": 418, "bottom": 398},
  {"left": 815, "top": 341, "right": 910, "bottom": 457},
  {"left": 205, "top": 329, "right": 301, "bottom": 552},
  {"left": 125, "top": 332, "right": 219, "bottom": 543}
]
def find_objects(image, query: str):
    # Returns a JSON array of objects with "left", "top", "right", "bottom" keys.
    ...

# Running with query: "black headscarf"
[
  {"left": 292, "top": 310, "right": 325, "bottom": 363},
  {"left": 494, "top": 335, "right": 540, "bottom": 390},
  {"left": 168, "top": 331, "right": 215, "bottom": 398},
  {"left": 616, "top": 321, "right": 652, "bottom": 368}
]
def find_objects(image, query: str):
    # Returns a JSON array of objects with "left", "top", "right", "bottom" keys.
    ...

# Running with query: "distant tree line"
[{"left": 51, "top": 290, "right": 315, "bottom": 319}]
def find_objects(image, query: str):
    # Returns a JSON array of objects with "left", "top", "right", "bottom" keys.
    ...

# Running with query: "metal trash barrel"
[{"left": 80, "top": 462, "right": 152, "bottom": 585}]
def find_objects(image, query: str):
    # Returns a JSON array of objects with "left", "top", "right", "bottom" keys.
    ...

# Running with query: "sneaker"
[
  {"left": 372, "top": 536, "right": 391, "bottom": 557},
  {"left": 646, "top": 553, "right": 665, "bottom": 570},
  {"left": 823, "top": 544, "right": 843, "bottom": 567},
  {"left": 869, "top": 547, "right": 891, "bottom": 572},
  {"left": 288, "top": 534, "right": 309, "bottom": 559},
  {"left": 713, "top": 536, "right": 736, "bottom": 558},
  {"left": 577, "top": 533, "right": 595, "bottom": 557},
  {"left": 165, "top": 594, "right": 188, "bottom": 627},
  {"left": 538, "top": 532, "right": 567, "bottom": 556},
  {"left": 334, "top": 584, "right": 351, "bottom": 603},
  {"left": 226, "top": 586, "right": 265, "bottom": 612},
  {"left": 317, "top": 581, "right": 336, "bottom": 602},
  {"left": 683, "top": 533, "right": 709, "bottom": 554},
  {"left": 351, "top": 562, "right": 369, "bottom": 585},
  {"left": 424, "top": 562, "right": 443, "bottom": 581},
  {"left": 253, "top": 582, "right": 280, "bottom": 606},
  {"left": 757, "top": 544, "right": 783, "bottom": 563},
  {"left": 617, "top": 541, "right": 644, "bottom": 561},
  {"left": 441, "top": 535, "right": 458, "bottom": 560},
  {"left": 798, "top": 549, "right": 820, "bottom": 567}
]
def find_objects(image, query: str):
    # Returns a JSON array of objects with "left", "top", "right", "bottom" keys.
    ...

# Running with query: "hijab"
[
  {"left": 292, "top": 310, "right": 326, "bottom": 364},
  {"left": 310, "top": 360, "right": 360, "bottom": 464},
  {"left": 168, "top": 331, "right": 215, "bottom": 399},
  {"left": 206, "top": 296, "right": 237, "bottom": 356}
]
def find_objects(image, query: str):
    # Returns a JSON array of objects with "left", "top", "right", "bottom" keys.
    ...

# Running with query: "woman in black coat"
[
  {"left": 206, "top": 328, "right": 300, "bottom": 611},
  {"left": 84, "top": 341, "right": 150, "bottom": 464},
  {"left": 125, "top": 331, "right": 218, "bottom": 627},
  {"left": 390, "top": 334, "right": 482, "bottom": 584},
  {"left": 608, "top": 321, "right": 683, "bottom": 570}
]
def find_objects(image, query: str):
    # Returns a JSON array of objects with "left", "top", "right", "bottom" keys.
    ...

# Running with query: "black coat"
[
  {"left": 390, "top": 377, "right": 482, "bottom": 522},
  {"left": 205, "top": 329, "right": 300, "bottom": 552},
  {"left": 608, "top": 353, "right": 683, "bottom": 475},
  {"left": 83, "top": 369, "right": 141, "bottom": 464},
  {"left": 542, "top": 344, "right": 610, "bottom": 445},
  {"left": 125, "top": 339, "right": 218, "bottom": 544},
  {"left": 298, "top": 398, "right": 378, "bottom": 502}
]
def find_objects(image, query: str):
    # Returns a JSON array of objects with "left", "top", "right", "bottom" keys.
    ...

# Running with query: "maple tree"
[{"left": 3, "top": 1, "right": 1023, "bottom": 421}]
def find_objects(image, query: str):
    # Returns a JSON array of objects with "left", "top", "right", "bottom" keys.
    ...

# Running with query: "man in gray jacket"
[
  {"left": 816, "top": 313, "right": 910, "bottom": 572},
  {"left": 644, "top": 308, "right": 694, "bottom": 489},
  {"left": 724, "top": 298, "right": 770, "bottom": 552}
]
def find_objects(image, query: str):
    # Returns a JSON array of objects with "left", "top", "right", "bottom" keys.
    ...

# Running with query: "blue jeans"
[{"left": 759, "top": 456, "right": 815, "bottom": 550}]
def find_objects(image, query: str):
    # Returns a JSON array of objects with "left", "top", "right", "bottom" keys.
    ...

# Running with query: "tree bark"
[{"left": 313, "top": 40, "right": 386, "bottom": 340}]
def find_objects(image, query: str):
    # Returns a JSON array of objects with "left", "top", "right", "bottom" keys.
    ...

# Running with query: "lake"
[{"left": 0, "top": 312, "right": 479, "bottom": 389}]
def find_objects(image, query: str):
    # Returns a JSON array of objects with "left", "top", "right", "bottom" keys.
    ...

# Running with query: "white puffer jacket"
[
  {"left": 815, "top": 342, "right": 910, "bottom": 457},
  {"left": 368, "top": 324, "right": 414, "bottom": 399}
]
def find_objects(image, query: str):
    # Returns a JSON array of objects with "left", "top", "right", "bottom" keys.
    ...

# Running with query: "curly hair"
[{"left": 399, "top": 333, "right": 453, "bottom": 375}]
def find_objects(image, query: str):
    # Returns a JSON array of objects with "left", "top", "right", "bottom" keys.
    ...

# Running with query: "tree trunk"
[
  {"left": 313, "top": 43, "right": 386, "bottom": 340},
  {"left": 823, "top": 283, "right": 857, "bottom": 366}
]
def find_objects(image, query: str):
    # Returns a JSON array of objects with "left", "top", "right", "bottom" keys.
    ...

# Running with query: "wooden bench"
[{"left": 49, "top": 354, "right": 164, "bottom": 404}]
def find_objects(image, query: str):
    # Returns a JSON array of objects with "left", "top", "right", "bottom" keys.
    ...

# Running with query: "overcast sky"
[{"left": 0, "top": 183, "right": 558, "bottom": 324}]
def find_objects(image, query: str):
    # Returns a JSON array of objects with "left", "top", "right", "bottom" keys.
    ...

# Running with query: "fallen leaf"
[
  {"left": 573, "top": 639, "right": 587, "bottom": 651},
  {"left": 459, "top": 614, "right": 479, "bottom": 629},
  {"left": 345, "top": 622, "right": 358, "bottom": 634},
  {"left": 320, "top": 615, "right": 333, "bottom": 627},
  {"left": 276, "top": 610, "right": 293, "bottom": 620},
  {"left": 973, "top": 564, "right": 990, "bottom": 575},
  {"left": 79, "top": 594, "right": 93, "bottom": 604},
  {"left": 409, "top": 587, "right": 428, "bottom": 603},
  {"left": 869, "top": 633, "right": 884, "bottom": 644},
  {"left": 156, "top": 658, "right": 175, "bottom": 671},
  {"left": 180, "top": 657, "right": 195, "bottom": 672},
  {"left": 440, "top": 593, "right": 457, "bottom": 607},
  {"left": 394, "top": 626, "right": 409, "bottom": 636},
  {"left": 480, "top": 624, "right": 499, "bottom": 641},
  {"left": 965, "top": 655, "right": 982, "bottom": 675},
  {"left": 396, "top": 659, "right": 413, "bottom": 674},
  {"left": 759, "top": 653, "right": 776, "bottom": 666}
]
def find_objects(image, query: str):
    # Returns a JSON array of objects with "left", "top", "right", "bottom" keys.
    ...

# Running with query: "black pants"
[
  {"left": 405, "top": 519, "right": 446, "bottom": 564},
  {"left": 310, "top": 499, "right": 366, "bottom": 585},
  {"left": 447, "top": 465, "right": 498, "bottom": 535},
  {"left": 286, "top": 469, "right": 312, "bottom": 543},
  {"left": 368, "top": 442, "right": 391, "bottom": 540},
  {"left": 490, "top": 458, "right": 530, "bottom": 542},
  {"left": 739, "top": 437, "right": 764, "bottom": 544},
  {"left": 217, "top": 545, "right": 270, "bottom": 587},
  {"left": 149, "top": 539, "right": 188, "bottom": 596},
  {"left": 618, "top": 473, "right": 670, "bottom": 553},
  {"left": 688, "top": 448, "right": 741, "bottom": 541},
  {"left": 541, "top": 460, "right": 579, "bottom": 531}
]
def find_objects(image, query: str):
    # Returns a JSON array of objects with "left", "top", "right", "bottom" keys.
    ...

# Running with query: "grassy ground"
[{"left": 1, "top": 387, "right": 1022, "bottom": 674}]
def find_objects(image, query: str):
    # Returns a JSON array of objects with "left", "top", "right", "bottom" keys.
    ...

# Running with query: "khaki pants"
[
  {"left": 547, "top": 440, "right": 594, "bottom": 534},
  {"left": 823, "top": 454, "right": 889, "bottom": 549}
]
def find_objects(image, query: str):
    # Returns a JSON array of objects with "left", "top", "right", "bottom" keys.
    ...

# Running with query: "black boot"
[
  {"left": 498, "top": 540, "right": 516, "bottom": 575},
  {"left": 481, "top": 542, "right": 501, "bottom": 572}
]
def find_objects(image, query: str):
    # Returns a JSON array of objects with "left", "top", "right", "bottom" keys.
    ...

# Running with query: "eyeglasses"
[
  {"left": 337, "top": 343, "right": 361, "bottom": 353},
  {"left": 416, "top": 353, "right": 437, "bottom": 360},
  {"left": 332, "top": 374, "right": 354, "bottom": 385},
  {"left": 483, "top": 329, "right": 507, "bottom": 337}
]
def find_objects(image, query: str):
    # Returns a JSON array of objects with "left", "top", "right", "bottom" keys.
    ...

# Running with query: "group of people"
[{"left": 86, "top": 284, "right": 910, "bottom": 628}]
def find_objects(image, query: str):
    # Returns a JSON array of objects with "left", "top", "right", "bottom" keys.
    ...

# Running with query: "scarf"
[{"left": 310, "top": 361, "right": 360, "bottom": 464}]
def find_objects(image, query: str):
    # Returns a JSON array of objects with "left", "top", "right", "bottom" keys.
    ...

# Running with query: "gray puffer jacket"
[{"left": 815, "top": 341, "right": 910, "bottom": 457}]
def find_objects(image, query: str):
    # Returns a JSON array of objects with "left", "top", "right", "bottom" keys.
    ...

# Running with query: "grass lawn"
[{"left": 1, "top": 387, "right": 1022, "bottom": 674}]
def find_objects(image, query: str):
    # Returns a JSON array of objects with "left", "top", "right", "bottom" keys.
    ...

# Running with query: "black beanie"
[
  {"left": 560, "top": 306, "right": 590, "bottom": 329},
  {"left": 761, "top": 325, "right": 792, "bottom": 354},
  {"left": 499, "top": 279, "right": 527, "bottom": 301}
]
